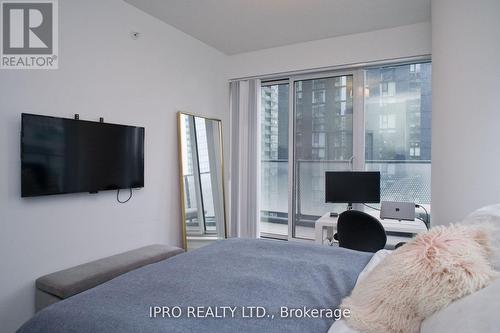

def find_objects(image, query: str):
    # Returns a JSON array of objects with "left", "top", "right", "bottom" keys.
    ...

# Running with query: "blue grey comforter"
[{"left": 18, "top": 238, "right": 372, "bottom": 333}]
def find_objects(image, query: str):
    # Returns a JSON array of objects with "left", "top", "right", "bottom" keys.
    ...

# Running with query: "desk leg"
[{"left": 315, "top": 225, "right": 323, "bottom": 244}]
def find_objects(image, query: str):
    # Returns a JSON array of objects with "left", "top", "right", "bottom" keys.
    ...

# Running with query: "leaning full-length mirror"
[{"left": 178, "top": 112, "right": 226, "bottom": 251}]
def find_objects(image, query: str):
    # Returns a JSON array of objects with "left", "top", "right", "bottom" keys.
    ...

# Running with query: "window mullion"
[
  {"left": 287, "top": 78, "right": 295, "bottom": 240},
  {"left": 352, "top": 69, "right": 366, "bottom": 172}
]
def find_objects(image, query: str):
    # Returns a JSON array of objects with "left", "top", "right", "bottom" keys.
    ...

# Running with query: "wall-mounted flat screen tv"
[{"left": 21, "top": 113, "right": 145, "bottom": 197}]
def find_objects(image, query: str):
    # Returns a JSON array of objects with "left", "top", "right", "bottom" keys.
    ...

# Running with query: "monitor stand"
[{"left": 330, "top": 203, "right": 354, "bottom": 217}]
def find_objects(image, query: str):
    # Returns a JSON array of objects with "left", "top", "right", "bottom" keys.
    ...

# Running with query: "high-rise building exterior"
[
  {"left": 260, "top": 62, "right": 432, "bottom": 234},
  {"left": 294, "top": 76, "right": 354, "bottom": 223},
  {"left": 365, "top": 63, "right": 432, "bottom": 162}
]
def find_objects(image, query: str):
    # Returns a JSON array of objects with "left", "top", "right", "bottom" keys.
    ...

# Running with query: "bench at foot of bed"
[{"left": 35, "top": 244, "right": 184, "bottom": 312}]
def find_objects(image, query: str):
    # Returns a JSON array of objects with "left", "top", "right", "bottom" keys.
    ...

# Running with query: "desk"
[{"left": 315, "top": 211, "right": 427, "bottom": 249}]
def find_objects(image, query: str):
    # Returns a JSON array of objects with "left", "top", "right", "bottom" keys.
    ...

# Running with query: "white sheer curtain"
[{"left": 229, "top": 79, "right": 261, "bottom": 238}]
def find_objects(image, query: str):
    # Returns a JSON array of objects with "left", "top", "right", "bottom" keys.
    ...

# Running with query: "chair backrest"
[{"left": 337, "top": 210, "right": 387, "bottom": 252}]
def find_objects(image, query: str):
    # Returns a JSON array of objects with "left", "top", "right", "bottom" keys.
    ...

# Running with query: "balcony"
[{"left": 260, "top": 160, "right": 431, "bottom": 239}]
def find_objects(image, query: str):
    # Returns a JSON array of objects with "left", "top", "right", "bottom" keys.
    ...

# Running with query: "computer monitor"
[{"left": 325, "top": 171, "right": 381, "bottom": 205}]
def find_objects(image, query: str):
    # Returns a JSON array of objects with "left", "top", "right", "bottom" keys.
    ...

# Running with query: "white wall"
[
  {"left": 227, "top": 22, "right": 431, "bottom": 79},
  {"left": 431, "top": 0, "right": 500, "bottom": 225},
  {"left": 0, "top": 4, "right": 438, "bottom": 332},
  {"left": 0, "top": 1, "right": 228, "bottom": 332}
]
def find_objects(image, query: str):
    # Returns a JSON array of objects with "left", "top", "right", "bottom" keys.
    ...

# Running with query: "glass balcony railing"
[{"left": 260, "top": 160, "right": 431, "bottom": 234}]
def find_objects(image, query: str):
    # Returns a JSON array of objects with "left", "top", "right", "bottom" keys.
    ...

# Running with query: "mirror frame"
[{"left": 177, "top": 111, "right": 228, "bottom": 251}]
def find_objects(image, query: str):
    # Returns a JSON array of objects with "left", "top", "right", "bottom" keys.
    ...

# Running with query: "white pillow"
[
  {"left": 328, "top": 250, "right": 392, "bottom": 333},
  {"left": 355, "top": 250, "right": 393, "bottom": 283},
  {"left": 329, "top": 203, "right": 500, "bottom": 333},
  {"left": 421, "top": 278, "right": 500, "bottom": 333},
  {"left": 339, "top": 223, "right": 498, "bottom": 333},
  {"left": 462, "top": 204, "right": 500, "bottom": 270},
  {"left": 330, "top": 243, "right": 499, "bottom": 333}
]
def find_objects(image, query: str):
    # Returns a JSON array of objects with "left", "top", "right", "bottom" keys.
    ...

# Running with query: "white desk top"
[{"left": 316, "top": 210, "right": 428, "bottom": 234}]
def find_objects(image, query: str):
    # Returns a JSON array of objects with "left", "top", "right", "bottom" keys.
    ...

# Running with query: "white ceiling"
[{"left": 124, "top": 0, "right": 430, "bottom": 55}]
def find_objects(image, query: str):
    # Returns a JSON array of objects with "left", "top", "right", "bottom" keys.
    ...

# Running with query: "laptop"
[{"left": 380, "top": 201, "right": 415, "bottom": 221}]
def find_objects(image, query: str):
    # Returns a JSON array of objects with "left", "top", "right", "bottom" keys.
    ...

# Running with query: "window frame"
[{"left": 259, "top": 57, "right": 431, "bottom": 241}]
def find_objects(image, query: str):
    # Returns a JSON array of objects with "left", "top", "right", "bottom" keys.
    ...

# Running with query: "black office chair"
[{"left": 334, "top": 210, "right": 387, "bottom": 252}]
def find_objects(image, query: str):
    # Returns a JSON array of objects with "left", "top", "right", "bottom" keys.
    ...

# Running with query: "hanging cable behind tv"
[{"left": 117, "top": 188, "right": 133, "bottom": 204}]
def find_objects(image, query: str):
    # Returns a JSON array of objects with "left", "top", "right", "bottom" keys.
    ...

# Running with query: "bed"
[{"left": 17, "top": 238, "right": 372, "bottom": 333}]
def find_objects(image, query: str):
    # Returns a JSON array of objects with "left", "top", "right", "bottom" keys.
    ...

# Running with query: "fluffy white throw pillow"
[
  {"left": 340, "top": 223, "right": 498, "bottom": 333},
  {"left": 328, "top": 250, "right": 392, "bottom": 333}
]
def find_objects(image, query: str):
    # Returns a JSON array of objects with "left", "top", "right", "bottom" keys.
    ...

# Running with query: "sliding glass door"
[
  {"left": 259, "top": 60, "right": 432, "bottom": 241},
  {"left": 292, "top": 75, "right": 356, "bottom": 239}
]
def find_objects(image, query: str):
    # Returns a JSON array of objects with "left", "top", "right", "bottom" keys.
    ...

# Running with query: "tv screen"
[
  {"left": 21, "top": 113, "right": 144, "bottom": 197},
  {"left": 325, "top": 171, "right": 380, "bottom": 204}
]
